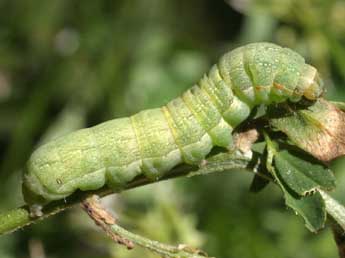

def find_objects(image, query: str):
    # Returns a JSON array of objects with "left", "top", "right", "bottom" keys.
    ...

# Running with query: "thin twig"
[
  {"left": 81, "top": 195, "right": 134, "bottom": 249},
  {"left": 82, "top": 195, "right": 210, "bottom": 258}
]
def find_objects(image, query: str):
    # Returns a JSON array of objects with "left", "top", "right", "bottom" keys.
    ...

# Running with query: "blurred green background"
[{"left": 1, "top": 0, "right": 345, "bottom": 257}]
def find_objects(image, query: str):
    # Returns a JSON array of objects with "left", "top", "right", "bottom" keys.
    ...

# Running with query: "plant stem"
[
  {"left": 319, "top": 190, "right": 345, "bottom": 230},
  {"left": 318, "top": 190, "right": 345, "bottom": 258}
]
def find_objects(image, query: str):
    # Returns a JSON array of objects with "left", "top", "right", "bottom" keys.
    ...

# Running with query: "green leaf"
[
  {"left": 264, "top": 136, "right": 328, "bottom": 232},
  {"left": 274, "top": 150, "right": 336, "bottom": 196},
  {"left": 270, "top": 160, "right": 327, "bottom": 232},
  {"left": 283, "top": 190, "right": 326, "bottom": 233}
]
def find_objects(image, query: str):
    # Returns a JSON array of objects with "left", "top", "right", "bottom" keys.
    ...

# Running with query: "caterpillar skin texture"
[{"left": 23, "top": 42, "right": 324, "bottom": 204}]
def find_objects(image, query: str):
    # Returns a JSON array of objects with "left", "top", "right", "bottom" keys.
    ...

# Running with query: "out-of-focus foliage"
[{"left": 0, "top": 0, "right": 344, "bottom": 258}]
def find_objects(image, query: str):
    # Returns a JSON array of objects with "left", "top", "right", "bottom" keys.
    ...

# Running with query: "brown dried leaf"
[
  {"left": 270, "top": 99, "right": 345, "bottom": 162},
  {"left": 234, "top": 129, "right": 259, "bottom": 154},
  {"left": 81, "top": 195, "right": 134, "bottom": 249}
]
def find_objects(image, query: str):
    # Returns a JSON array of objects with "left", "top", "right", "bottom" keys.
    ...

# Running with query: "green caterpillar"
[{"left": 23, "top": 42, "right": 324, "bottom": 204}]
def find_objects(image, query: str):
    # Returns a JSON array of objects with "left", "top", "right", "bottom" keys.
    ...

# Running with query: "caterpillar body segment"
[{"left": 23, "top": 42, "right": 324, "bottom": 204}]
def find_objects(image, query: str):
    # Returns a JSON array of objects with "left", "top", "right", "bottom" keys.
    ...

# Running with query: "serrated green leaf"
[
  {"left": 274, "top": 150, "right": 336, "bottom": 196},
  {"left": 270, "top": 163, "right": 327, "bottom": 232},
  {"left": 270, "top": 162, "right": 327, "bottom": 232},
  {"left": 284, "top": 190, "right": 326, "bottom": 232},
  {"left": 264, "top": 136, "right": 328, "bottom": 232}
]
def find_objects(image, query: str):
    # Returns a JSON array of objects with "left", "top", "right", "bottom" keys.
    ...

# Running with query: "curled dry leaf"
[
  {"left": 270, "top": 99, "right": 345, "bottom": 162},
  {"left": 82, "top": 195, "right": 116, "bottom": 225},
  {"left": 234, "top": 129, "right": 259, "bottom": 154},
  {"left": 81, "top": 195, "right": 134, "bottom": 249}
]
